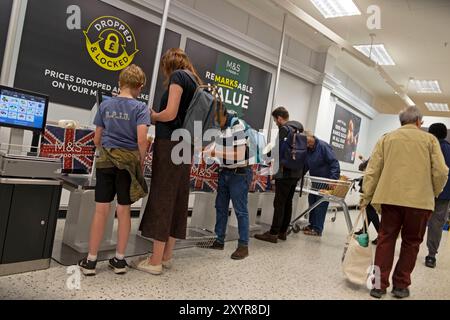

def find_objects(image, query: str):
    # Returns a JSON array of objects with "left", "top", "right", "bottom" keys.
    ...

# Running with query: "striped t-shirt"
[{"left": 216, "top": 116, "right": 249, "bottom": 168}]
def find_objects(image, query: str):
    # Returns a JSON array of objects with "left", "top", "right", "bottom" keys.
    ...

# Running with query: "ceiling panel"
[{"left": 224, "top": 0, "right": 450, "bottom": 115}]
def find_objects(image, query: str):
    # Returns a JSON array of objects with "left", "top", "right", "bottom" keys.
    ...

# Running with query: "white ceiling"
[
  {"left": 225, "top": 0, "right": 334, "bottom": 51},
  {"left": 227, "top": 0, "right": 450, "bottom": 115}
]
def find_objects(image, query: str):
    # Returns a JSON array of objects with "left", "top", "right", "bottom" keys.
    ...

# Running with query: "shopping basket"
[{"left": 288, "top": 175, "right": 355, "bottom": 234}]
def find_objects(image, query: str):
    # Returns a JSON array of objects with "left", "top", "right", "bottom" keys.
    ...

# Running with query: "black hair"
[
  {"left": 272, "top": 107, "right": 289, "bottom": 120},
  {"left": 429, "top": 123, "right": 448, "bottom": 140}
]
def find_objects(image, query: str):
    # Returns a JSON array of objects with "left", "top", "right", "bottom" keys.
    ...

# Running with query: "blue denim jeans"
[
  {"left": 215, "top": 167, "right": 252, "bottom": 246},
  {"left": 308, "top": 194, "right": 330, "bottom": 234}
]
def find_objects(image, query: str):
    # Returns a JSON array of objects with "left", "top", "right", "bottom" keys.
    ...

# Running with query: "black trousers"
[
  {"left": 364, "top": 203, "right": 380, "bottom": 232},
  {"left": 270, "top": 178, "right": 299, "bottom": 234}
]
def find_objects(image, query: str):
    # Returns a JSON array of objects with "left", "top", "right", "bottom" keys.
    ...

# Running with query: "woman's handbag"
[{"left": 342, "top": 209, "right": 374, "bottom": 286}]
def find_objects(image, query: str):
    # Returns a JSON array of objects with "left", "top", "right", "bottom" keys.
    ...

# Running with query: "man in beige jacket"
[{"left": 361, "top": 106, "right": 448, "bottom": 299}]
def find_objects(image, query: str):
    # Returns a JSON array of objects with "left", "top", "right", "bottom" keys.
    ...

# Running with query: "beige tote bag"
[{"left": 342, "top": 210, "right": 374, "bottom": 286}]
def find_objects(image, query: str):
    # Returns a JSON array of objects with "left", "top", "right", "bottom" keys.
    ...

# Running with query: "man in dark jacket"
[
  {"left": 426, "top": 123, "right": 450, "bottom": 268},
  {"left": 303, "top": 131, "right": 340, "bottom": 236},
  {"left": 255, "top": 107, "right": 304, "bottom": 243}
]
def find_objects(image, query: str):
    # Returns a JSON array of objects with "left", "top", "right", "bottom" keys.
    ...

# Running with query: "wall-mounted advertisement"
[
  {"left": 185, "top": 38, "right": 272, "bottom": 130},
  {"left": 330, "top": 104, "right": 361, "bottom": 164},
  {"left": 0, "top": 0, "right": 13, "bottom": 72},
  {"left": 14, "top": 0, "right": 180, "bottom": 110}
]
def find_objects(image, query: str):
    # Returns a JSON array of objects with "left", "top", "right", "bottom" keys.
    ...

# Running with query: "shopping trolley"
[{"left": 288, "top": 175, "right": 355, "bottom": 235}]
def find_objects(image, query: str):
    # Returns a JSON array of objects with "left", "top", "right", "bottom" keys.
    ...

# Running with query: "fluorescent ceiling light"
[
  {"left": 425, "top": 103, "right": 449, "bottom": 112},
  {"left": 310, "top": 0, "right": 361, "bottom": 18},
  {"left": 404, "top": 96, "right": 416, "bottom": 107},
  {"left": 410, "top": 80, "right": 442, "bottom": 93},
  {"left": 354, "top": 44, "right": 396, "bottom": 66}
]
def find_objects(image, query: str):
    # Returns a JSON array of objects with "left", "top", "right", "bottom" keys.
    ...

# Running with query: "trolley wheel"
[
  {"left": 331, "top": 217, "right": 336, "bottom": 222},
  {"left": 287, "top": 227, "right": 293, "bottom": 236},
  {"left": 292, "top": 224, "right": 301, "bottom": 234}
]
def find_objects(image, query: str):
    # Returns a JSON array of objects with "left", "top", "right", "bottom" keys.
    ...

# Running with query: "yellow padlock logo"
[{"left": 104, "top": 33, "right": 119, "bottom": 54}]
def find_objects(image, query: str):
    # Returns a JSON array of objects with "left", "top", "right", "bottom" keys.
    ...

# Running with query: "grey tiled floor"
[{"left": 0, "top": 211, "right": 449, "bottom": 300}]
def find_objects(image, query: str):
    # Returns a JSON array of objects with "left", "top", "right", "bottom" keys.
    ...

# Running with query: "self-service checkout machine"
[
  {"left": 0, "top": 86, "right": 62, "bottom": 276},
  {"left": 55, "top": 91, "right": 154, "bottom": 265}
]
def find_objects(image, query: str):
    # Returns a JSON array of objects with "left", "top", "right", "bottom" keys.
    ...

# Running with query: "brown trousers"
[
  {"left": 139, "top": 139, "right": 191, "bottom": 242},
  {"left": 375, "top": 204, "right": 431, "bottom": 290}
]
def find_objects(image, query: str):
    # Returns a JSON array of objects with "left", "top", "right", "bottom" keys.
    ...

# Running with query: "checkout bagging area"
[
  {"left": 0, "top": 86, "right": 218, "bottom": 274},
  {"left": 0, "top": 85, "right": 359, "bottom": 277}
]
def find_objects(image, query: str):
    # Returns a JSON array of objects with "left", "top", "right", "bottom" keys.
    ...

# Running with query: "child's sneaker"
[
  {"left": 109, "top": 257, "right": 128, "bottom": 274},
  {"left": 78, "top": 258, "right": 97, "bottom": 276}
]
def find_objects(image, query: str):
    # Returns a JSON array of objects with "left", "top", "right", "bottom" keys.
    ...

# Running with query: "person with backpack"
[
  {"left": 254, "top": 107, "right": 305, "bottom": 243},
  {"left": 204, "top": 108, "right": 253, "bottom": 260},
  {"left": 303, "top": 131, "right": 340, "bottom": 237},
  {"left": 134, "top": 48, "right": 203, "bottom": 275}
]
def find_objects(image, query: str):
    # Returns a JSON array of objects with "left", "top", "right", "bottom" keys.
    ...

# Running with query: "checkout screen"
[{"left": 0, "top": 88, "right": 47, "bottom": 130}]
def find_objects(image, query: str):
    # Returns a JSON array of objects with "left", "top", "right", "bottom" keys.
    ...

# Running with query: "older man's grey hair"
[
  {"left": 399, "top": 106, "right": 423, "bottom": 126},
  {"left": 304, "top": 130, "right": 314, "bottom": 137}
]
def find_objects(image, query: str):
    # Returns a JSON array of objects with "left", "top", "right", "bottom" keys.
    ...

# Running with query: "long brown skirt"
[{"left": 139, "top": 138, "right": 191, "bottom": 242}]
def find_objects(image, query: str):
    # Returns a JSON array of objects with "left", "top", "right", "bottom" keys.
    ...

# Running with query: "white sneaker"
[
  {"left": 131, "top": 258, "right": 163, "bottom": 275},
  {"left": 162, "top": 259, "right": 173, "bottom": 269}
]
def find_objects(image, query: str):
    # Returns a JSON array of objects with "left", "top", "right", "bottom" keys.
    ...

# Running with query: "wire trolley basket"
[
  {"left": 288, "top": 175, "right": 355, "bottom": 234},
  {"left": 178, "top": 227, "right": 217, "bottom": 249},
  {"left": 303, "top": 176, "right": 354, "bottom": 200}
]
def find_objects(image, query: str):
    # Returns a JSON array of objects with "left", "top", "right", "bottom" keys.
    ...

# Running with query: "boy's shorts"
[{"left": 95, "top": 167, "right": 132, "bottom": 205}]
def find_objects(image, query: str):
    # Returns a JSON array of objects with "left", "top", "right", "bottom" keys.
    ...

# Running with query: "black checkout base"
[{"left": 0, "top": 177, "right": 62, "bottom": 276}]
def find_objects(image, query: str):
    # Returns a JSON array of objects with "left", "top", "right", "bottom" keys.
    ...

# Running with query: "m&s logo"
[{"left": 226, "top": 60, "right": 241, "bottom": 76}]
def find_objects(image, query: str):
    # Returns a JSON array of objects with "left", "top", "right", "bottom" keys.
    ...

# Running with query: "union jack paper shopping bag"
[
  {"left": 143, "top": 141, "right": 154, "bottom": 178},
  {"left": 190, "top": 159, "right": 220, "bottom": 192},
  {"left": 39, "top": 125, "right": 96, "bottom": 174},
  {"left": 249, "top": 164, "right": 272, "bottom": 192}
]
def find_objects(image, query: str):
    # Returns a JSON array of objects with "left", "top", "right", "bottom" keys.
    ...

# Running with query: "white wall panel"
[
  {"left": 346, "top": 78, "right": 361, "bottom": 99},
  {"left": 246, "top": 15, "right": 282, "bottom": 51},
  {"left": 178, "top": 0, "right": 195, "bottom": 7},
  {"left": 286, "top": 37, "right": 313, "bottom": 67},
  {"left": 334, "top": 67, "right": 347, "bottom": 86},
  {"left": 276, "top": 71, "right": 313, "bottom": 126},
  {"left": 366, "top": 114, "right": 450, "bottom": 159},
  {"left": 309, "top": 51, "right": 323, "bottom": 72},
  {"left": 366, "top": 114, "right": 399, "bottom": 157},
  {"left": 359, "top": 88, "right": 373, "bottom": 106},
  {"left": 194, "top": 0, "right": 249, "bottom": 34}
]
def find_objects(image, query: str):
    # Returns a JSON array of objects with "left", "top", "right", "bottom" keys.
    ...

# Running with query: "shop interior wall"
[
  {"left": 1, "top": 0, "right": 318, "bottom": 150},
  {"left": 275, "top": 71, "right": 313, "bottom": 127},
  {"left": 366, "top": 113, "right": 450, "bottom": 159},
  {"left": 1, "top": 0, "right": 282, "bottom": 144},
  {"left": 1, "top": 0, "right": 372, "bottom": 150},
  {"left": 170, "top": 0, "right": 375, "bottom": 172},
  {"left": 1, "top": 0, "right": 383, "bottom": 209}
]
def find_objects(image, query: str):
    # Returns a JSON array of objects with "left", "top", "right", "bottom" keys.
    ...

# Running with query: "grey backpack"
[{"left": 182, "top": 70, "right": 222, "bottom": 146}]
